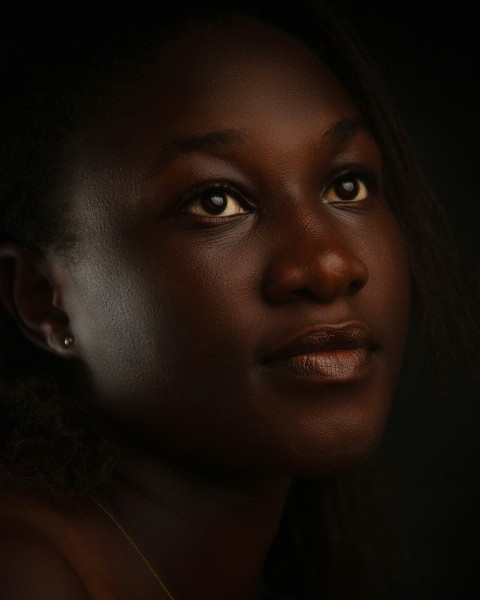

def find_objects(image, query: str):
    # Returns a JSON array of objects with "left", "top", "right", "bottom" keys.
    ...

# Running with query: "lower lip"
[{"left": 263, "top": 348, "right": 374, "bottom": 385}]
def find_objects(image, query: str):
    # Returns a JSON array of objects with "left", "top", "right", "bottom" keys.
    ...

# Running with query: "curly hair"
[{"left": 0, "top": 1, "right": 478, "bottom": 597}]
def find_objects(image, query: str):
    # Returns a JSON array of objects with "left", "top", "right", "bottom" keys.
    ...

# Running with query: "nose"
[{"left": 262, "top": 219, "right": 369, "bottom": 305}]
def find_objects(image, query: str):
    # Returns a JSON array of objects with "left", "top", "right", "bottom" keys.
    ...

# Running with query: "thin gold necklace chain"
[{"left": 89, "top": 495, "right": 176, "bottom": 600}]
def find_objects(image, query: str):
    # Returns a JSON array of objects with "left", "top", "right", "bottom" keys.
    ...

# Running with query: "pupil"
[
  {"left": 203, "top": 192, "right": 226, "bottom": 214},
  {"left": 336, "top": 178, "right": 358, "bottom": 199}
]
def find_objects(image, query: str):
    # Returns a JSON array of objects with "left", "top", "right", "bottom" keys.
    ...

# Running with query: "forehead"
[{"left": 88, "top": 16, "right": 359, "bottom": 155}]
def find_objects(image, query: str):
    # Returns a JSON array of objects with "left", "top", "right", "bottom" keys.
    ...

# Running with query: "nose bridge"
[{"left": 262, "top": 202, "right": 369, "bottom": 304}]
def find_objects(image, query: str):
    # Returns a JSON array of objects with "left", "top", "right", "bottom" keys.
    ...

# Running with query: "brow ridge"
[
  {"left": 146, "top": 129, "right": 247, "bottom": 178},
  {"left": 146, "top": 118, "right": 371, "bottom": 179},
  {"left": 322, "top": 117, "right": 370, "bottom": 144}
]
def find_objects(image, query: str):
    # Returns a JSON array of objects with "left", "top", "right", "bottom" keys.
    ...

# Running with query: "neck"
[{"left": 101, "top": 444, "right": 293, "bottom": 600}]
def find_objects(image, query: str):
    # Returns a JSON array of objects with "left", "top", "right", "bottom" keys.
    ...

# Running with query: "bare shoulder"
[
  {"left": 0, "top": 489, "right": 166, "bottom": 600},
  {"left": 0, "top": 489, "right": 140, "bottom": 600},
  {"left": 0, "top": 490, "right": 94, "bottom": 599},
  {"left": 0, "top": 518, "right": 91, "bottom": 599}
]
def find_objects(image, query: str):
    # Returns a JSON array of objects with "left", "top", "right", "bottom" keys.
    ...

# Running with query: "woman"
[{"left": 0, "top": 1, "right": 477, "bottom": 598}]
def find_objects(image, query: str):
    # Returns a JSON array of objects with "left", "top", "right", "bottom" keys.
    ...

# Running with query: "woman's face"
[{"left": 55, "top": 17, "right": 410, "bottom": 476}]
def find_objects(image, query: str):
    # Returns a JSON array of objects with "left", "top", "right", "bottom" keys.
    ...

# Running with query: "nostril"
[{"left": 348, "top": 279, "right": 365, "bottom": 295}]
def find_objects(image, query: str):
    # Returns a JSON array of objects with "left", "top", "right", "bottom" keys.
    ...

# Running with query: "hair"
[{"left": 0, "top": 1, "right": 478, "bottom": 598}]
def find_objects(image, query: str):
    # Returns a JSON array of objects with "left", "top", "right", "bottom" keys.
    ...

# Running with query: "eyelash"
[{"left": 178, "top": 167, "right": 379, "bottom": 220}]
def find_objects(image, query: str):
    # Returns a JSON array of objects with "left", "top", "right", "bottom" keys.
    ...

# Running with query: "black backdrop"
[{"left": 334, "top": 1, "right": 480, "bottom": 598}]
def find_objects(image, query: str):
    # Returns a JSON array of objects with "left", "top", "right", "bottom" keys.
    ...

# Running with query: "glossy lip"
[{"left": 262, "top": 321, "right": 378, "bottom": 385}]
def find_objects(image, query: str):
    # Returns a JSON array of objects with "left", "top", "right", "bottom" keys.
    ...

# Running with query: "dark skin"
[{"left": 0, "top": 17, "right": 410, "bottom": 600}]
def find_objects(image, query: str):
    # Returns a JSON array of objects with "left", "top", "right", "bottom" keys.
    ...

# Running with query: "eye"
[
  {"left": 182, "top": 186, "right": 248, "bottom": 218},
  {"left": 323, "top": 174, "right": 369, "bottom": 203}
]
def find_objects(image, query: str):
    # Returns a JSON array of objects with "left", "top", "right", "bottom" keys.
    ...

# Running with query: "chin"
[
  {"left": 270, "top": 416, "right": 388, "bottom": 479},
  {"left": 296, "top": 436, "right": 383, "bottom": 479}
]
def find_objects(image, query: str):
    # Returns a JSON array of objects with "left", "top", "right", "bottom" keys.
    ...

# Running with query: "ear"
[{"left": 0, "top": 242, "right": 74, "bottom": 358}]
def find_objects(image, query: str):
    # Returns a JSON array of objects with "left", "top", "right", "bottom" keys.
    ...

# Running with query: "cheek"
[
  {"left": 362, "top": 211, "right": 411, "bottom": 384},
  {"left": 376, "top": 214, "right": 410, "bottom": 319}
]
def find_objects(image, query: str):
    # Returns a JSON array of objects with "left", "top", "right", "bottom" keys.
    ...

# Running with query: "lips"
[
  {"left": 263, "top": 321, "right": 378, "bottom": 363},
  {"left": 262, "top": 321, "right": 379, "bottom": 385}
]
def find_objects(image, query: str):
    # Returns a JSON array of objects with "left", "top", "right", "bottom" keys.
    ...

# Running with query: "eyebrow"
[
  {"left": 146, "top": 129, "right": 247, "bottom": 178},
  {"left": 145, "top": 118, "right": 370, "bottom": 179},
  {"left": 322, "top": 117, "right": 370, "bottom": 143}
]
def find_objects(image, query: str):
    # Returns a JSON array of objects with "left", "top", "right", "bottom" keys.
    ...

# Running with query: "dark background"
[{"left": 334, "top": 1, "right": 479, "bottom": 598}]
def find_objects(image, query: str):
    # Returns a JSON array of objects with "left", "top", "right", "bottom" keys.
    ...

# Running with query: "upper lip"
[{"left": 263, "top": 321, "right": 378, "bottom": 362}]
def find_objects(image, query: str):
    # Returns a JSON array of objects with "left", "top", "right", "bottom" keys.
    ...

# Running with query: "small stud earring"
[{"left": 64, "top": 335, "right": 74, "bottom": 347}]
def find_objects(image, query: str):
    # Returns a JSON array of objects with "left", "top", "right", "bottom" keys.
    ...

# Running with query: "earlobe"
[{"left": 0, "top": 242, "right": 74, "bottom": 358}]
